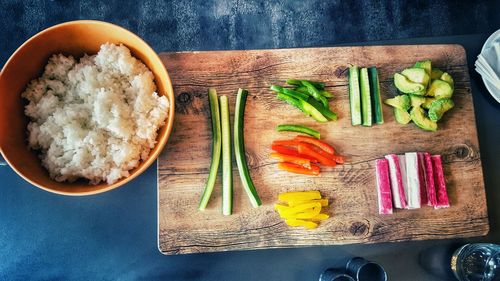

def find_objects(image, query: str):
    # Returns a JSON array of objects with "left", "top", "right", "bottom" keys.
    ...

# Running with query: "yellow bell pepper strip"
[
  {"left": 278, "top": 190, "right": 321, "bottom": 202},
  {"left": 309, "top": 213, "right": 330, "bottom": 221},
  {"left": 288, "top": 198, "right": 329, "bottom": 207},
  {"left": 285, "top": 219, "right": 318, "bottom": 229},
  {"left": 280, "top": 202, "right": 322, "bottom": 217}
]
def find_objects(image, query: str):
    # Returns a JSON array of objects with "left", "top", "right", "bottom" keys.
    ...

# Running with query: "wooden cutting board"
[{"left": 157, "top": 45, "right": 488, "bottom": 255}]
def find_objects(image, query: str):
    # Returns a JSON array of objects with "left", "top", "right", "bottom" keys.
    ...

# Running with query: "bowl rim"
[{"left": 0, "top": 20, "right": 175, "bottom": 196}]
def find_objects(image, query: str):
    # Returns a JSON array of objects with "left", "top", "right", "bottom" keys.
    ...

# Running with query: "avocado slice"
[
  {"left": 401, "top": 68, "right": 430, "bottom": 87},
  {"left": 410, "top": 107, "right": 438, "bottom": 131},
  {"left": 440, "top": 72, "right": 454, "bottom": 89},
  {"left": 384, "top": 95, "right": 411, "bottom": 111},
  {"left": 428, "top": 98, "right": 454, "bottom": 122},
  {"left": 394, "top": 73, "right": 425, "bottom": 94},
  {"left": 413, "top": 60, "right": 432, "bottom": 76},
  {"left": 431, "top": 68, "right": 444, "bottom": 80},
  {"left": 409, "top": 95, "right": 426, "bottom": 107},
  {"left": 427, "top": 79, "right": 453, "bottom": 99},
  {"left": 422, "top": 97, "right": 436, "bottom": 109},
  {"left": 394, "top": 108, "right": 411, "bottom": 124}
]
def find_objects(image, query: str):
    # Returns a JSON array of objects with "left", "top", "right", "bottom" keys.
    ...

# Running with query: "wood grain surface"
[{"left": 157, "top": 45, "right": 488, "bottom": 255}]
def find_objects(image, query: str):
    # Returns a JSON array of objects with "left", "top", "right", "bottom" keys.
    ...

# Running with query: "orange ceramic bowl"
[{"left": 0, "top": 20, "right": 174, "bottom": 195}]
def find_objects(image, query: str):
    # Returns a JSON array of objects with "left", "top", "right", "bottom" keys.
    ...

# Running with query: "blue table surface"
[{"left": 1, "top": 1, "right": 500, "bottom": 281}]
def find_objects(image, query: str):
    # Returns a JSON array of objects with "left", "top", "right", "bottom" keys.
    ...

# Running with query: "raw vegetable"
[
  {"left": 348, "top": 66, "right": 362, "bottom": 126},
  {"left": 385, "top": 154, "right": 408, "bottom": 209},
  {"left": 219, "top": 95, "right": 233, "bottom": 215},
  {"left": 277, "top": 162, "right": 320, "bottom": 176},
  {"left": 294, "top": 135, "right": 335, "bottom": 155},
  {"left": 405, "top": 152, "right": 422, "bottom": 209},
  {"left": 431, "top": 68, "right": 444, "bottom": 80},
  {"left": 271, "top": 152, "right": 312, "bottom": 167},
  {"left": 368, "top": 67, "right": 384, "bottom": 124},
  {"left": 409, "top": 95, "right": 426, "bottom": 107},
  {"left": 410, "top": 107, "right": 438, "bottom": 132},
  {"left": 402, "top": 68, "right": 430, "bottom": 87},
  {"left": 394, "top": 73, "right": 425, "bottom": 94},
  {"left": 234, "top": 89, "right": 262, "bottom": 208},
  {"left": 299, "top": 99, "right": 329, "bottom": 122},
  {"left": 384, "top": 95, "right": 411, "bottom": 111},
  {"left": 198, "top": 88, "right": 222, "bottom": 211},
  {"left": 428, "top": 98, "right": 454, "bottom": 122},
  {"left": 286, "top": 79, "right": 325, "bottom": 90},
  {"left": 414, "top": 60, "right": 432, "bottom": 77},
  {"left": 276, "top": 124, "right": 321, "bottom": 139},
  {"left": 298, "top": 143, "right": 337, "bottom": 167},
  {"left": 427, "top": 79, "right": 453, "bottom": 99},
  {"left": 277, "top": 92, "right": 303, "bottom": 111},
  {"left": 271, "top": 144, "right": 318, "bottom": 162},
  {"left": 376, "top": 158, "right": 393, "bottom": 214},
  {"left": 278, "top": 190, "right": 322, "bottom": 202},
  {"left": 431, "top": 155, "right": 450, "bottom": 209},
  {"left": 301, "top": 80, "right": 329, "bottom": 108},
  {"left": 275, "top": 190, "right": 329, "bottom": 229},
  {"left": 271, "top": 85, "right": 309, "bottom": 101},
  {"left": 296, "top": 85, "right": 334, "bottom": 99},
  {"left": 360, "top": 68, "right": 373, "bottom": 126},
  {"left": 440, "top": 73, "right": 454, "bottom": 89},
  {"left": 307, "top": 97, "right": 338, "bottom": 121},
  {"left": 422, "top": 98, "right": 436, "bottom": 109}
]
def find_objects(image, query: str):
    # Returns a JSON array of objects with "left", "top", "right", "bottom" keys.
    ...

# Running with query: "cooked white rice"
[{"left": 22, "top": 43, "right": 169, "bottom": 184}]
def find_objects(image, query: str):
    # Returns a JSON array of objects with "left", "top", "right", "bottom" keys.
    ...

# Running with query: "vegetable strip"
[
  {"left": 219, "top": 95, "right": 233, "bottom": 215},
  {"left": 198, "top": 89, "right": 222, "bottom": 210},
  {"left": 234, "top": 89, "right": 262, "bottom": 208},
  {"left": 276, "top": 124, "right": 321, "bottom": 139}
]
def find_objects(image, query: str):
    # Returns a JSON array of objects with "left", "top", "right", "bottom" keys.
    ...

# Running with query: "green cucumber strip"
[
  {"left": 360, "top": 68, "right": 372, "bottom": 126},
  {"left": 276, "top": 124, "right": 321, "bottom": 139},
  {"left": 234, "top": 89, "right": 262, "bottom": 208},
  {"left": 302, "top": 80, "right": 329, "bottom": 108},
  {"left": 349, "top": 66, "right": 362, "bottom": 125},
  {"left": 286, "top": 79, "right": 325, "bottom": 89},
  {"left": 368, "top": 67, "right": 384, "bottom": 124},
  {"left": 307, "top": 97, "right": 337, "bottom": 121},
  {"left": 219, "top": 95, "right": 232, "bottom": 215},
  {"left": 198, "top": 89, "right": 222, "bottom": 210}
]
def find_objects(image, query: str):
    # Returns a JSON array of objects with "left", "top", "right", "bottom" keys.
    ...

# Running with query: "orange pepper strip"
[
  {"left": 297, "top": 143, "right": 337, "bottom": 167},
  {"left": 294, "top": 135, "right": 335, "bottom": 155},
  {"left": 270, "top": 152, "right": 311, "bottom": 168},
  {"left": 277, "top": 162, "right": 320, "bottom": 176},
  {"left": 331, "top": 155, "right": 345, "bottom": 164}
]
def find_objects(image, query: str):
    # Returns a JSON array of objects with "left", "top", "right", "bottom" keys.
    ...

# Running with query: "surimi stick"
[
  {"left": 405, "top": 152, "right": 421, "bottom": 209},
  {"left": 432, "top": 155, "right": 450, "bottom": 209},
  {"left": 376, "top": 159, "right": 393, "bottom": 214},
  {"left": 384, "top": 154, "right": 407, "bottom": 209},
  {"left": 417, "top": 153, "right": 428, "bottom": 206},
  {"left": 423, "top": 152, "right": 437, "bottom": 206},
  {"left": 397, "top": 155, "right": 410, "bottom": 209}
]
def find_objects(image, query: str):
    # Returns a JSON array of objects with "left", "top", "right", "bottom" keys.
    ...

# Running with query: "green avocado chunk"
[
  {"left": 394, "top": 73, "right": 425, "bottom": 94},
  {"left": 427, "top": 79, "right": 453, "bottom": 99},
  {"left": 410, "top": 107, "right": 438, "bottom": 131},
  {"left": 422, "top": 97, "right": 436, "bottom": 109},
  {"left": 431, "top": 68, "right": 444, "bottom": 80},
  {"left": 428, "top": 98, "right": 454, "bottom": 122},
  {"left": 413, "top": 60, "right": 432, "bottom": 76},
  {"left": 409, "top": 95, "right": 426, "bottom": 107},
  {"left": 440, "top": 72, "right": 454, "bottom": 89},
  {"left": 384, "top": 95, "right": 411, "bottom": 111},
  {"left": 394, "top": 108, "right": 411, "bottom": 124},
  {"left": 402, "top": 68, "right": 430, "bottom": 87}
]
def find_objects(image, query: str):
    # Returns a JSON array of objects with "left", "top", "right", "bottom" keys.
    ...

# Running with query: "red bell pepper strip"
[
  {"left": 271, "top": 145, "right": 319, "bottom": 162},
  {"left": 270, "top": 152, "right": 311, "bottom": 168},
  {"left": 294, "top": 136, "right": 335, "bottom": 155},
  {"left": 298, "top": 143, "right": 337, "bottom": 167},
  {"left": 272, "top": 140, "right": 301, "bottom": 147},
  {"left": 277, "top": 162, "right": 320, "bottom": 176}
]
